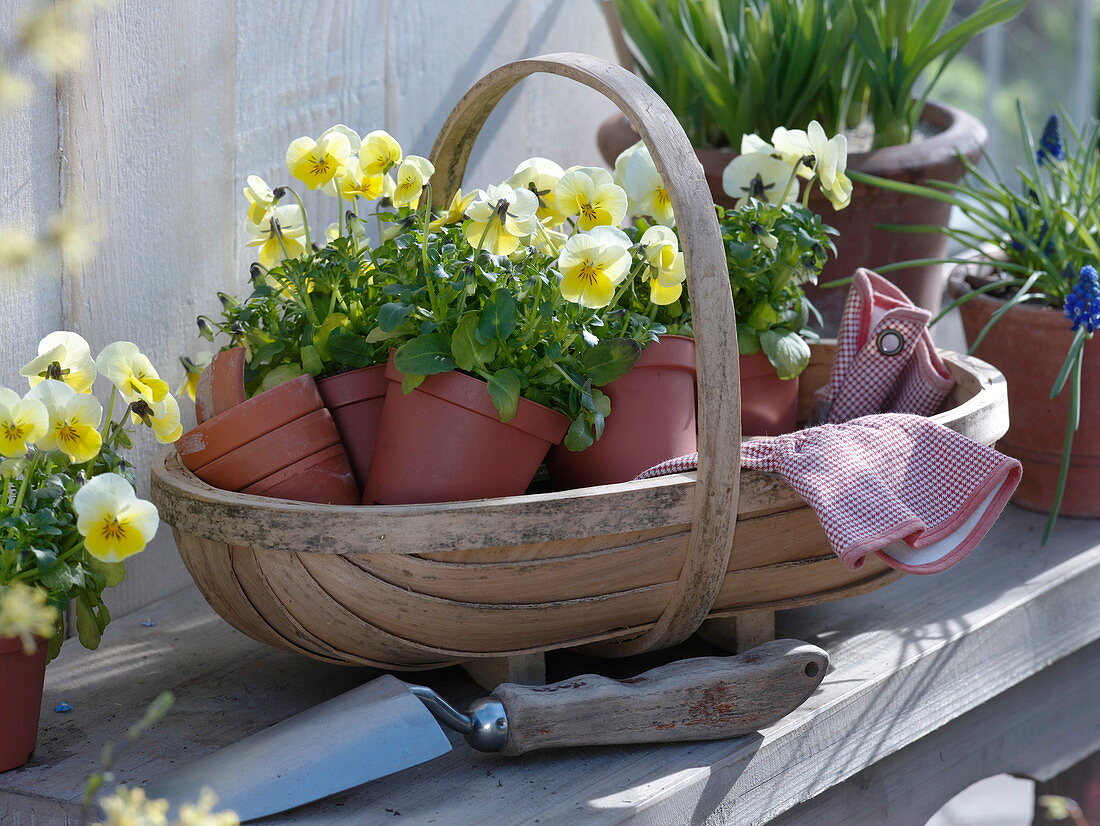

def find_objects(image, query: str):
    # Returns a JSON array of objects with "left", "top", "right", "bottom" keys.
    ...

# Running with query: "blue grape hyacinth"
[
  {"left": 1065, "top": 265, "right": 1100, "bottom": 333},
  {"left": 1037, "top": 114, "right": 1066, "bottom": 165}
]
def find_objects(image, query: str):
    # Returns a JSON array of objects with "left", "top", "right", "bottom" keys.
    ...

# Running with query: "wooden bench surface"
[{"left": 3, "top": 504, "right": 1099, "bottom": 825}]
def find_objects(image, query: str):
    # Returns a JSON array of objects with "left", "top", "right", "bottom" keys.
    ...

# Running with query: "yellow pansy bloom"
[
  {"left": 506, "top": 157, "right": 566, "bottom": 226},
  {"left": 28, "top": 379, "right": 103, "bottom": 463},
  {"left": 0, "top": 388, "right": 47, "bottom": 458},
  {"left": 96, "top": 341, "right": 170, "bottom": 405},
  {"left": 21, "top": 331, "right": 97, "bottom": 393},
  {"left": 0, "top": 228, "right": 38, "bottom": 269},
  {"left": 94, "top": 786, "right": 170, "bottom": 826},
  {"left": 648, "top": 276, "right": 682, "bottom": 306},
  {"left": 0, "top": 583, "right": 58, "bottom": 655},
  {"left": 131, "top": 393, "right": 183, "bottom": 444},
  {"left": 555, "top": 167, "right": 628, "bottom": 231},
  {"left": 0, "top": 71, "right": 32, "bottom": 110},
  {"left": 463, "top": 185, "right": 539, "bottom": 256},
  {"left": 639, "top": 225, "right": 686, "bottom": 287},
  {"left": 286, "top": 130, "right": 355, "bottom": 190},
  {"left": 771, "top": 121, "right": 852, "bottom": 209},
  {"left": 615, "top": 143, "right": 675, "bottom": 227},
  {"left": 390, "top": 155, "right": 434, "bottom": 208},
  {"left": 0, "top": 456, "right": 26, "bottom": 478},
  {"left": 242, "top": 175, "right": 276, "bottom": 224},
  {"left": 359, "top": 130, "right": 403, "bottom": 177},
  {"left": 74, "top": 473, "right": 159, "bottom": 564},
  {"left": 557, "top": 226, "right": 632, "bottom": 309},
  {"left": 176, "top": 352, "right": 212, "bottom": 402},
  {"left": 721, "top": 152, "right": 800, "bottom": 209},
  {"left": 328, "top": 164, "right": 385, "bottom": 201},
  {"left": 429, "top": 188, "right": 476, "bottom": 231},
  {"left": 174, "top": 789, "right": 240, "bottom": 826},
  {"left": 246, "top": 204, "right": 308, "bottom": 268}
]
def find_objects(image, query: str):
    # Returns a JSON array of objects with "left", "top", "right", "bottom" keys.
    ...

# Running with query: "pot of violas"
[
  {"left": 862, "top": 110, "right": 1100, "bottom": 539},
  {"left": 0, "top": 331, "right": 177, "bottom": 770}
]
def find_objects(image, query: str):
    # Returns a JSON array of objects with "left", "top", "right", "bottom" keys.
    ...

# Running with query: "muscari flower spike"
[
  {"left": 1065, "top": 265, "right": 1100, "bottom": 333},
  {"left": 1037, "top": 114, "right": 1066, "bottom": 166}
]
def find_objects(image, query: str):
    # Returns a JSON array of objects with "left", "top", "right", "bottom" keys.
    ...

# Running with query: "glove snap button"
[{"left": 876, "top": 328, "right": 905, "bottom": 356}]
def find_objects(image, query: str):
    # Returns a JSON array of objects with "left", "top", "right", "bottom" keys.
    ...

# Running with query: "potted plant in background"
[
  {"left": 0, "top": 332, "right": 175, "bottom": 770},
  {"left": 859, "top": 109, "right": 1098, "bottom": 539},
  {"left": 598, "top": 0, "right": 1024, "bottom": 329}
]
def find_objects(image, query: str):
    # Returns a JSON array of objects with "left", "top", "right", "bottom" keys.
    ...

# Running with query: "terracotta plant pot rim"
[
  {"left": 383, "top": 357, "right": 568, "bottom": 445},
  {"left": 0, "top": 635, "right": 33, "bottom": 655},
  {"left": 241, "top": 443, "right": 349, "bottom": 496},
  {"left": 635, "top": 334, "right": 696, "bottom": 372},
  {"left": 603, "top": 99, "right": 986, "bottom": 180},
  {"left": 317, "top": 364, "right": 388, "bottom": 409}
]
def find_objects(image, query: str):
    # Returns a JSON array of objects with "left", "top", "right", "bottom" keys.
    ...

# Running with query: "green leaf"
[
  {"left": 451, "top": 313, "right": 495, "bottom": 372},
  {"left": 326, "top": 329, "right": 376, "bottom": 369},
  {"left": 737, "top": 324, "right": 761, "bottom": 355},
  {"left": 477, "top": 289, "right": 518, "bottom": 342},
  {"left": 30, "top": 547, "right": 57, "bottom": 574},
  {"left": 258, "top": 363, "right": 306, "bottom": 393},
  {"left": 487, "top": 368, "right": 524, "bottom": 423},
  {"left": 300, "top": 344, "right": 324, "bottom": 376},
  {"left": 583, "top": 339, "right": 642, "bottom": 385},
  {"left": 401, "top": 373, "right": 426, "bottom": 394},
  {"left": 313, "top": 312, "right": 350, "bottom": 360},
  {"left": 87, "top": 556, "right": 126, "bottom": 588},
  {"left": 75, "top": 597, "right": 102, "bottom": 650},
  {"left": 563, "top": 416, "right": 595, "bottom": 452},
  {"left": 378, "top": 302, "right": 413, "bottom": 333},
  {"left": 760, "top": 329, "right": 810, "bottom": 380},
  {"left": 395, "top": 334, "right": 456, "bottom": 376},
  {"left": 747, "top": 301, "right": 781, "bottom": 331},
  {"left": 591, "top": 387, "right": 611, "bottom": 418}
]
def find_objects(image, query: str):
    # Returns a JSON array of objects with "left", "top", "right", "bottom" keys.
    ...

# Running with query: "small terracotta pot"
[
  {"left": 950, "top": 270, "right": 1100, "bottom": 516},
  {"left": 176, "top": 374, "right": 359, "bottom": 505},
  {"left": 0, "top": 636, "right": 48, "bottom": 773},
  {"left": 364, "top": 354, "right": 570, "bottom": 505},
  {"left": 598, "top": 101, "right": 988, "bottom": 332},
  {"left": 740, "top": 351, "right": 799, "bottom": 437},
  {"left": 548, "top": 336, "right": 697, "bottom": 488},
  {"left": 194, "top": 347, "right": 246, "bottom": 425},
  {"left": 317, "top": 365, "right": 388, "bottom": 487}
]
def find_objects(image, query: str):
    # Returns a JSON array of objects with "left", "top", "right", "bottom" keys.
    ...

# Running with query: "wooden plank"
[
  {"left": 59, "top": 0, "right": 238, "bottom": 616},
  {"left": 2, "top": 507, "right": 1098, "bottom": 826}
]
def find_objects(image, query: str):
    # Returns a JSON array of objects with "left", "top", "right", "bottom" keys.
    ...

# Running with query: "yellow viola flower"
[
  {"left": 771, "top": 122, "right": 852, "bottom": 209},
  {"left": 94, "top": 786, "right": 170, "bottom": 826},
  {"left": 0, "top": 71, "right": 32, "bottom": 110},
  {"left": 741, "top": 132, "right": 777, "bottom": 156},
  {"left": 390, "top": 155, "right": 435, "bottom": 208},
  {"left": 18, "top": 6, "right": 85, "bottom": 74},
  {"left": 555, "top": 167, "right": 628, "bottom": 231},
  {"left": 176, "top": 352, "right": 211, "bottom": 402},
  {"left": 721, "top": 152, "right": 800, "bottom": 209},
  {"left": 75, "top": 473, "right": 159, "bottom": 564},
  {"left": 0, "top": 388, "right": 48, "bottom": 458},
  {"left": 174, "top": 789, "right": 240, "bottom": 826},
  {"left": 242, "top": 175, "right": 276, "bottom": 224},
  {"left": 648, "top": 276, "right": 682, "bottom": 306},
  {"left": 0, "top": 583, "right": 58, "bottom": 655},
  {"left": 0, "top": 456, "right": 26, "bottom": 478},
  {"left": 0, "top": 228, "right": 39, "bottom": 269},
  {"left": 616, "top": 144, "right": 675, "bottom": 227},
  {"left": 557, "top": 225, "right": 632, "bottom": 309},
  {"left": 639, "top": 225, "right": 686, "bottom": 287},
  {"left": 21, "top": 331, "right": 97, "bottom": 393},
  {"left": 359, "top": 130, "right": 403, "bottom": 177},
  {"left": 28, "top": 379, "right": 103, "bottom": 463},
  {"left": 130, "top": 393, "right": 183, "bottom": 444},
  {"left": 463, "top": 185, "right": 539, "bottom": 256},
  {"left": 285, "top": 130, "right": 355, "bottom": 190},
  {"left": 96, "top": 341, "right": 170, "bottom": 405},
  {"left": 429, "top": 188, "right": 476, "bottom": 231},
  {"left": 506, "top": 157, "right": 566, "bottom": 226},
  {"left": 246, "top": 204, "right": 308, "bottom": 268},
  {"left": 328, "top": 164, "right": 385, "bottom": 201}
]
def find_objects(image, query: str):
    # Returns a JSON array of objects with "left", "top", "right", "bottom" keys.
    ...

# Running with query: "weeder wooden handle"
[{"left": 492, "top": 639, "right": 827, "bottom": 755}]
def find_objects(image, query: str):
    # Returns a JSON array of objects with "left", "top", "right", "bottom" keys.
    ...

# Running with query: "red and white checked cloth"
[
  {"left": 812, "top": 268, "right": 955, "bottom": 424},
  {"left": 636, "top": 414, "right": 1021, "bottom": 574}
]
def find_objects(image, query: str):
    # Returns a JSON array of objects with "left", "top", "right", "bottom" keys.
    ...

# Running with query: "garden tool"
[{"left": 144, "top": 638, "right": 828, "bottom": 821}]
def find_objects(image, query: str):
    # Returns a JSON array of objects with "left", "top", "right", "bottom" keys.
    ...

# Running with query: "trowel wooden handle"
[{"left": 491, "top": 639, "right": 827, "bottom": 756}]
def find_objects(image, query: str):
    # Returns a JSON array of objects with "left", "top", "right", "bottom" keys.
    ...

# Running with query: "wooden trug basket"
[{"left": 151, "top": 54, "right": 1009, "bottom": 689}]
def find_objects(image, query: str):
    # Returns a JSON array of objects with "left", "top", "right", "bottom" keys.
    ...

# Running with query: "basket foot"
[
  {"left": 462, "top": 653, "right": 547, "bottom": 690},
  {"left": 697, "top": 610, "right": 776, "bottom": 653}
]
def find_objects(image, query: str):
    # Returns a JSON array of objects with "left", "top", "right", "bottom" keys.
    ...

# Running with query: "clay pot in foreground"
[
  {"left": 0, "top": 636, "right": 48, "bottom": 773},
  {"left": 317, "top": 365, "right": 388, "bottom": 487},
  {"left": 364, "top": 354, "right": 570, "bottom": 505},
  {"left": 598, "top": 101, "right": 988, "bottom": 332},
  {"left": 176, "top": 374, "right": 359, "bottom": 505},
  {"left": 950, "top": 270, "right": 1100, "bottom": 516},
  {"left": 548, "top": 335, "right": 697, "bottom": 488},
  {"left": 194, "top": 347, "right": 246, "bottom": 425},
  {"left": 740, "top": 351, "right": 799, "bottom": 438}
]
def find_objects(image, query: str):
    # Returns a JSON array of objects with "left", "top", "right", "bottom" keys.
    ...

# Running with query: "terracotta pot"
[
  {"left": 317, "top": 365, "right": 388, "bottom": 487},
  {"left": 194, "top": 347, "right": 246, "bottom": 425},
  {"left": 740, "top": 351, "right": 799, "bottom": 437},
  {"left": 364, "top": 354, "right": 570, "bottom": 505},
  {"left": 548, "top": 336, "right": 697, "bottom": 488},
  {"left": 950, "top": 271, "right": 1100, "bottom": 516},
  {"left": 176, "top": 374, "right": 359, "bottom": 505},
  {"left": 0, "top": 636, "right": 48, "bottom": 772},
  {"left": 598, "top": 100, "right": 988, "bottom": 332}
]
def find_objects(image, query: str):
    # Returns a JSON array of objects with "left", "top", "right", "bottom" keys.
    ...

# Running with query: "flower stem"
[{"left": 283, "top": 186, "right": 313, "bottom": 249}]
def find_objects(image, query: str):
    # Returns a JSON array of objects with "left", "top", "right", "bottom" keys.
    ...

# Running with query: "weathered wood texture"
[
  {"left": 0, "top": 0, "right": 619, "bottom": 617},
  {"left": 2, "top": 506, "right": 1097, "bottom": 824}
]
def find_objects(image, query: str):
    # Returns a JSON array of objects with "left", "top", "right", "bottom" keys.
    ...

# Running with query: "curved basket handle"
[{"left": 430, "top": 52, "right": 742, "bottom": 655}]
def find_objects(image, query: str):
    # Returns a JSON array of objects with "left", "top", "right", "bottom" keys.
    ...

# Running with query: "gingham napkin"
[
  {"left": 637, "top": 414, "right": 1020, "bottom": 574},
  {"left": 812, "top": 268, "right": 955, "bottom": 424}
]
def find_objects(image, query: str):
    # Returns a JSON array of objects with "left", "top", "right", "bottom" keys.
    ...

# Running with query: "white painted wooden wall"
[{"left": 1, "top": 0, "right": 618, "bottom": 617}]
